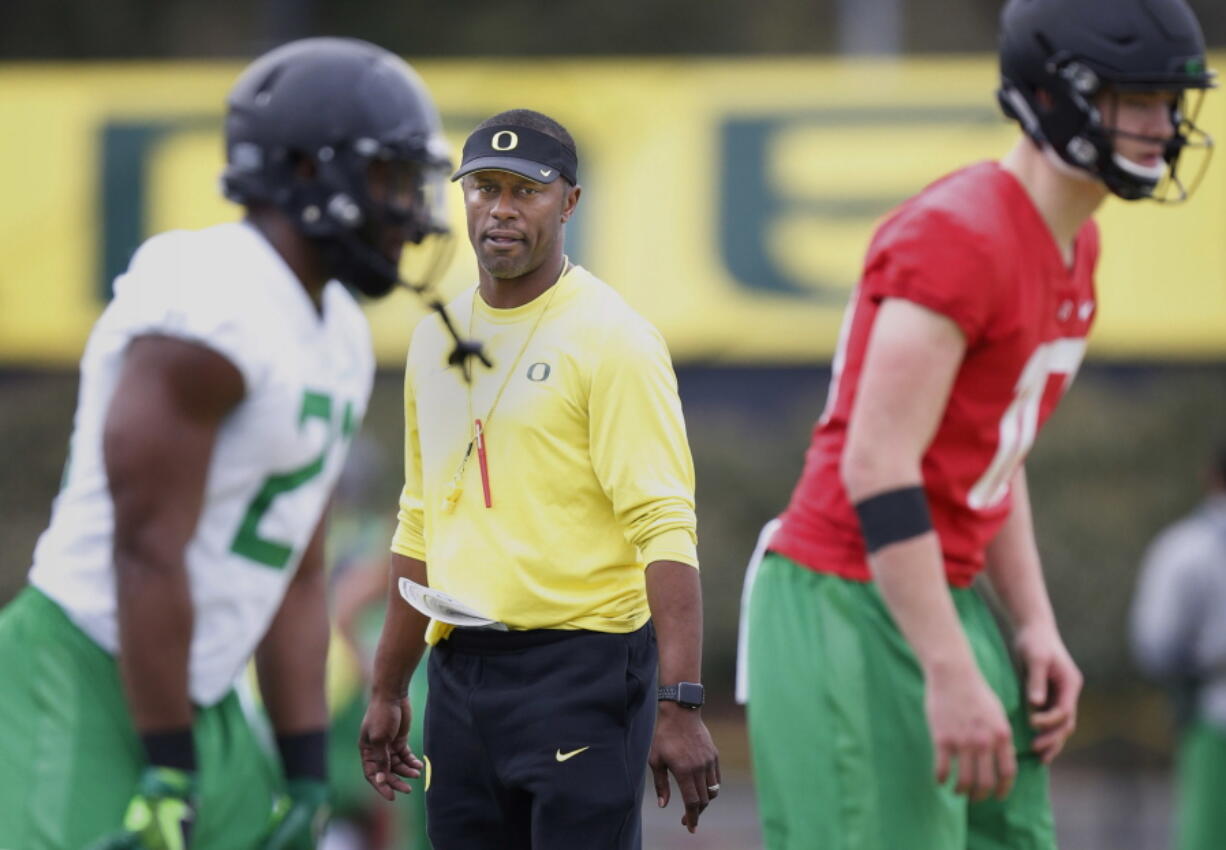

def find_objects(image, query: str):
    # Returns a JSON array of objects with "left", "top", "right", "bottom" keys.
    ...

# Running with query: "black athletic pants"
[{"left": 423, "top": 622, "right": 657, "bottom": 850}]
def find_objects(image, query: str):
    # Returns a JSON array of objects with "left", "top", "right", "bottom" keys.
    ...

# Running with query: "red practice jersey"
[{"left": 771, "top": 161, "right": 1099, "bottom": 587}]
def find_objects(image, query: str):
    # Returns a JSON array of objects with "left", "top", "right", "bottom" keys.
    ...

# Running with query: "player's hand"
[
  {"left": 925, "top": 663, "right": 1016, "bottom": 801},
  {"left": 358, "top": 695, "right": 423, "bottom": 801},
  {"left": 1014, "top": 621, "right": 1083, "bottom": 764},
  {"left": 648, "top": 702, "right": 721, "bottom": 834},
  {"left": 87, "top": 767, "right": 196, "bottom": 850},
  {"left": 260, "top": 777, "right": 330, "bottom": 850}
]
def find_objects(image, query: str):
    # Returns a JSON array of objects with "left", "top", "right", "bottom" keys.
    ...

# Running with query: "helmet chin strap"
[
  {"left": 1042, "top": 128, "right": 1170, "bottom": 198},
  {"left": 330, "top": 228, "right": 492, "bottom": 382}
]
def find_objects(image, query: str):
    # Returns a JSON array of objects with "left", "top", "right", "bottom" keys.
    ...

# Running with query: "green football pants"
[
  {"left": 1175, "top": 719, "right": 1226, "bottom": 850},
  {"left": 746, "top": 552, "right": 1056, "bottom": 850},
  {"left": 0, "top": 587, "right": 280, "bottom": 850}
]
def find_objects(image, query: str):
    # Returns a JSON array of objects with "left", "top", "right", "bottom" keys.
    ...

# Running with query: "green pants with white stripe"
[
  {"left": 0, "top": 587, "right": 280, "bottom": 850},
  {"left": 746, "top": 552, "right": 1056, "bottom": 850}
]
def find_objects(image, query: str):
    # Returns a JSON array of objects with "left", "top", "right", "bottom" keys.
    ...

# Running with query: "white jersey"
[
  {"left": 1131, "top": 495, "right": 1226, "bottom": 728},
  {"left": 29, "top": 222, "right": 374, "bottom": 706}
]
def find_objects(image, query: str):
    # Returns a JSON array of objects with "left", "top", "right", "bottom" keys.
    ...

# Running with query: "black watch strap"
[{"left": 657, "top": 681, "right": 704, "bottom": 709}]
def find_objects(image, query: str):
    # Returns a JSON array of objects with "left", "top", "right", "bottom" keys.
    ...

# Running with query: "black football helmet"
[
  {"left": 998, "top": 0, "right": 1216, "bottom": 202},
  {"left": 222, "top": 37, "right": 452, "bottom": 296}
]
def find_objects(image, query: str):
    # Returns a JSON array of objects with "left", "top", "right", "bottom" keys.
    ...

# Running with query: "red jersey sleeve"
[{"left": 861, "top": 207, "right": 998, "bottom": 345}]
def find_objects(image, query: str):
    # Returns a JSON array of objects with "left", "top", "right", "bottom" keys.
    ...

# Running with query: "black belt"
[{"left": 443, "top": 625, "right": 585, "bottom": 654}]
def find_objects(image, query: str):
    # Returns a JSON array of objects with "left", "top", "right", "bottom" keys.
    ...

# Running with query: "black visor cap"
[{"left": 451, "top": 125, "right": 578, "bottom": 185}]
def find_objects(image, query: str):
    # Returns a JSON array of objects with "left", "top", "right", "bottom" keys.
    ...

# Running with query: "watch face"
[{"left": 677, "top": 682, "right": 704, "bottom": 708}]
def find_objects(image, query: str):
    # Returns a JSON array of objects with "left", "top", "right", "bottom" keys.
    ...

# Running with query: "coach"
[{"left": 359, "top": 108, "right": 719, "bottom": 849}]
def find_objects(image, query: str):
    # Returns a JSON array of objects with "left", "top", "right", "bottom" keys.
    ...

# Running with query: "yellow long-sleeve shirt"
[{"left": 391, "top": 265, "right": 697, "bottom": 640}]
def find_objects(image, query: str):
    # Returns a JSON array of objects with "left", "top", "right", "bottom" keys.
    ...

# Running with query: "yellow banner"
[{"left": 1, "top": 57, "right": 1223, "bottom": 366}]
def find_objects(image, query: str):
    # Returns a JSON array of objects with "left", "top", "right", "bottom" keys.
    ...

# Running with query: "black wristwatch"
[{"left": 658, "top": 682, "right": 705, "bottom": 710}]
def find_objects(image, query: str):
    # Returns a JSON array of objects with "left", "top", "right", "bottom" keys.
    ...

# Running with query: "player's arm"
[
  {"left": 257, "top": 508, "right": 329, "bottom": 737},
  {"left": 254, "top": 510, "right": 333, "bottom": 846},
  {"left": 983, "top": 466, "right": 1082, "bottom": 763},
  {"left": 360, "top": 552, "right": 430, "bottom": 801},
  {"left": 106, "top": 335, "right": 244, "bottom": 750},
  {"left": 842, "top": 297, "right": 1015, "bottom": 801},
  {"left": 102, "top": 334, "right": 244, "bottom": 846}
]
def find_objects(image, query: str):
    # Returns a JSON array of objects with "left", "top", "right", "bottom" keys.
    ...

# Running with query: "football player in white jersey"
[{"left": 0, "top": 38, "right": 452, "bottom": 850}]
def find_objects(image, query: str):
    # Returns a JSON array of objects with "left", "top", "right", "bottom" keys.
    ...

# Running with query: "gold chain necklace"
[{"left": 441, "top": 257, "right": 570, "bottom": 513}]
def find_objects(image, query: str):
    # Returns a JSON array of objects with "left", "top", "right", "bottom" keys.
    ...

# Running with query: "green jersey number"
[{"left": 230, "top": 390, "right": 358, "bottom": 569}]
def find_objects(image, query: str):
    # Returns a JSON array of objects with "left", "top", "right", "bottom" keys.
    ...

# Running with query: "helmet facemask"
[
  {"left": 281, "top": 138, "right": 454, "bottom": 298},
  {"left": 1145, "top": 89, "right": 1212, "bottom": 203},
  {"left": 219, "top": 37, "right": 489, "bottom": 378},
  {"left": 1038, "top": 58, "right": 1215, "bottom": 202},
  {"left": 996, "top": 0, "right": 1219, "bottom": 203}
]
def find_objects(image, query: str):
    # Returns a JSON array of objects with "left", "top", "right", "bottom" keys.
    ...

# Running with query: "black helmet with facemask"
[
  {"left": 221, "top": 37, "right": 452, "bottom": 296},
  {"left": 998, "top": 0, "right": 1216, "bottom": 202}
]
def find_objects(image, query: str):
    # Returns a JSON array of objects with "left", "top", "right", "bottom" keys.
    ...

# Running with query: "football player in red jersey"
[{"left": 744, "top": 1, "right": 1215, "bottom": 848}]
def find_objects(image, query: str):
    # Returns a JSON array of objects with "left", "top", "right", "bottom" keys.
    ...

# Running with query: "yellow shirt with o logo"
[{"left": 391, "top": 265, "right": 698, "bottom": 641}]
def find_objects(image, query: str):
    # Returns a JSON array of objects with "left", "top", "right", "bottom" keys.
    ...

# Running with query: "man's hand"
[
  {"left": 261, "top": 778, "right": 330, "bottom": 850},
  {"left": 648, "top": 703, "right": 721, "bottom": 834},
  {"left": 1014, "top": 622, "right": 1082, "bottom": 764},
  {"left": 925, "top": 663, "right": 1017, "bottom": 801},
  {"left": 88, "top": 767, "right": 196, "bottom": 850},
  {"left": 359, "top": 695, "right": 424, "bottom": 801}
]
